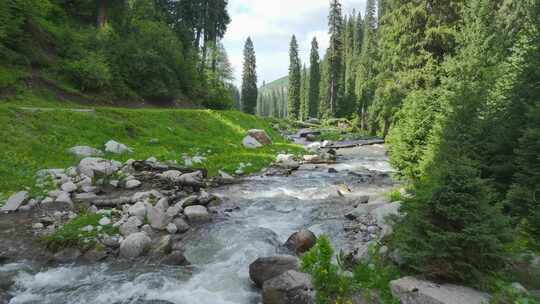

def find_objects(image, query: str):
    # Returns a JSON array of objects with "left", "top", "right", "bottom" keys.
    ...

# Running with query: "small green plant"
[
  {"left": 302, "top": 236, "right": 355, "bottom": 303},
  {"left": 44, "top": 213, "right": 118, "bottom": 252},
  {"left": 489, "top": 280, "right": 540, "bottom": 304},
  {"left": 386, "top": 189, "right": 403, "bottom": 202}
]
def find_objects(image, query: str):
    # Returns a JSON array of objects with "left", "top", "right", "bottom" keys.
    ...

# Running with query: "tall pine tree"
[
  {"left": 323, "top": 0, "right": 344, "bottom": 118},
  {"left": 241, "top": 37, "right": 257, "bottom": 114},
  {"left": 300, "top": 65, "right": 309, "bottom": 121},
  {"left": 309, "top": 37, "right": 321, "bottom": 118},
  {"left": 287, "top": 35, "right": 301, "bottom": 120}
]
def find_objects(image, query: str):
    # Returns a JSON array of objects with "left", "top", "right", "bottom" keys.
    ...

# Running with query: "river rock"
[
  {"left": 54, "top": 248, "right": 82, "bottom": 263},
  {"left": 160, "top": 250, "right": 188, "bottom": 266},
  {"left": 147, "top": 205, "right": 171, "bottom": 230},
  {"left": 120, "top": 216, "right": 143, "bottom": 236},
  {"left": 243, "top": 135, "right": 264, "bottom": 149},
  {"left": 161, "top": 170, "right": 183, "bottom": 183},
  {"left": 73, "top": 192, "right": 97, "bottom": 203},
  {"left": 119, "top": 232, "right": 152, "bottom": 259},
  {"left": 55, "top": 191, "right": 73, "bottom": 207},
  {"left": 184, "top": 205, "right": 210, "bottom": 223},
  {"left": 177, "top": 171, "right": 204, "bottom": 187},
  {"left": 132, "top": 190, "right": 163, "bottom": 202},
  {"left": 1, "top": 191, "right": 29, "bottom": 212},
  {"left": 128, "top": 201, "right": 148, "bottom": 221},
  {"left": 125, "top": 179, "right": 142, "bottom": 189},
  {"left": 180, "top": 195, "right": 200, "bottom": 208},
  {"left": 275, "top": 154, "right": 300, "bottom": 170},
  {"left": 262, "top": 270, "right": 315, "bottom": 304},
  {"left": 155, "top": 197, "right": 169, "bottom": 211},
  {"left": 173, "top": 217, "right": 191, "bottom": 233},
  {"left": 68, "top": 146, "right": 103, "bottom": 159},
  {"left": 101, "top": 235, "right": 121, "bottom": 248},
  {"left": 61, "top": 181, "right": 78, "bottom": 193},
  {"left": 247, "top": 129, "right": 272, "bottom": 145},
  {"left": 249, "top": 255, "right": 300, "bottom": 288},
  {"left": 372, "top": 201, "right": 401, "bottom": 237},
  {"left": 78, "top": 157, "right": 119, "bottom": 178},
  {"left": 285, "top": 229, "right": 317, "bottom": 254},
  {"left": 105, "top": 140, "right": 133, "bottom": 154},
  {"left": 166, "top": 223, "right": 178, "bottom": 234},
  {"left": 390, "top": 277, "right": 491, "bottom": 304}
]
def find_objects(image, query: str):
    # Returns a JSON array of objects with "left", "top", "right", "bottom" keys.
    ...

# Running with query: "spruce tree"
[
  {"left": 355, "top": 0, "right": 377, "bottom": 129},
  {"left": 241, "top": 37, "right": 257, "bottom": 114},
  {"left": 392, "top": 0, "right": 511, "bottom": 282},
  {"left": 299, "top": 65, "right": 309, "bottom": 121},
  {"left": 308, "top": 37, "right": 321, "bottom": 118},
  {"left": 287, "top": 35, "right": 301, "bottom": 120},
  {"left": 324, "top": 0, "right": 344, "bottom": 118}
]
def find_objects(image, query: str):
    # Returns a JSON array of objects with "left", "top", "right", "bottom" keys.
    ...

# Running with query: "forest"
[
  {"left": 0, "top": 0, "right": 238, "bottom": 108},
  {"left": 255, "top": 0, "right": 540, "bottom": 278}
]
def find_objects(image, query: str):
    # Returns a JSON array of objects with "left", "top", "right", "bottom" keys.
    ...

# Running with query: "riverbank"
[{"left": 0, "top": 106, "right": 302, "bottom": 197}]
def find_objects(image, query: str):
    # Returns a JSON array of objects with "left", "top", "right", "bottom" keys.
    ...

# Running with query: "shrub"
[
  {"left": 63, "top": 52, "right": 111, "bottom": 91},
  {"left": 302, "top": 236, "right": 354, "bottom": 303}
]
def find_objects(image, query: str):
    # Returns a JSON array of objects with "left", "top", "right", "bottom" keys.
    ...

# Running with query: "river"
[{"left": 2, "top": 144, "right": 394, "bottom": 304}]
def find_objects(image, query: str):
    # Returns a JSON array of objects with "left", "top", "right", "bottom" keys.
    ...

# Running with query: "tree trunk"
[{"left": 97, "top": 0, "right": 108, "bottom": 29}]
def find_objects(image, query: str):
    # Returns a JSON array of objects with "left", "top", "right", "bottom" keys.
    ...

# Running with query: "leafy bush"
[
  {"left": 302, "top": 236, "right": 354, "bottom": 304},
  {"left": 63, "top": 52, "right": 111, "bottom": 91},
  {"left": 302, "top": 236, "right": 400, "bottom": 304}
]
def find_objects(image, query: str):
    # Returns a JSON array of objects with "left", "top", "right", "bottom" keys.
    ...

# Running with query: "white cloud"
[{"left": 222, "top": 0, "right": 367, "bottom": 87}]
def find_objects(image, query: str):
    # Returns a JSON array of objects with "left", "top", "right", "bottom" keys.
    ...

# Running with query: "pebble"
[
  {"left": 80, "top": 225, "right": 94, "bottom": 232},
  {"left": 167, "top": 223, "right": 178, "bottom": 234},
  {"left": 32, "top": 223, "right": 44, "bottom": 229},
  {"left": 99, "top": 217, "right": 111, "bottom": 226}
]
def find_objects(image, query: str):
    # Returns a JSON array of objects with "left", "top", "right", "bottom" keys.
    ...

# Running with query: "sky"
[{"left": 222, "top": 0, "right": 368, "bottom": 87}]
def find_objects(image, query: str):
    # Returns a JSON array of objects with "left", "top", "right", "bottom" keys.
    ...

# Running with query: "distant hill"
[{"left": 260, "top": 75, "right": 288, "bottom": 95}]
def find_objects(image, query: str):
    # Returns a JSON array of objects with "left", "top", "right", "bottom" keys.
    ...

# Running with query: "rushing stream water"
[{"left": 2, "top": 144, "right": 394, "bottom": 304}]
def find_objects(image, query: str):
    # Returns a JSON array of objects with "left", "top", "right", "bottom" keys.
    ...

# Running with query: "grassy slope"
[{"left": 0, "top": 106, "right": 302, "bottom": 196}]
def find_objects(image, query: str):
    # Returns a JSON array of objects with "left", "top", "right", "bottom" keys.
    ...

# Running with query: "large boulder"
[
  {"left": 284, "top": 230, "right": 317, "bottom": 255},
  {"left": 1, "top": 191, "right": 29, "bottom": 212},
  {"left": 184, "top": 205, "right": 211, "bottom": 223},
  {"left": 247, "top": 129, "right": 272, "bottom": 145},
  {"left": 104, "top": 140, "right": 133, "bottom": 154},
  {"left": 249, "top": 255, "right": 300, "bottom": 288},
  {"left": 119, "top": 232, "right": 152, "bottom": 259},
  {"left": 77, "top": 157, "right": 119, "bottom": 178},
  {"left": 390, "top": 277, "right": 491, "bottom": 304},
  {"left": 262, "top": 270, "right": 315, "bottom": 304},
  {"left": 243, "top": 135, "right": 263, "bottom": 149},
  {"left": 68, "top": 146, "right": 103, "bottom": 159}
]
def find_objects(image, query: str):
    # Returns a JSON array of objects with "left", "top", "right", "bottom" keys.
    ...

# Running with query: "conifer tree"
[
  {"left": 324, "top": 0, "right": 344, "bottom": 118},
  {"left": 241, "top": 37, "right": 257, "bottom": 114},
  {"left": 355, "top": 0, "right": 377, "bottom": 129},
  {"left": 287, "top": 35, "right": 301, "bottom": 119},
  {"left": 300, "top": 65, "right": 309, "bottom": 121},
  {"left": 309, "top": 37, "right": 321, "bottom": 118}
]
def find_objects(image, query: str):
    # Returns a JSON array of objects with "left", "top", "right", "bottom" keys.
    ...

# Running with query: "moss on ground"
[
  {"left": 0, "top": 106, "right": 303, "bottom": 195},
  {"left": 44, "top": 213, "right": 118, "bottom": 251}
]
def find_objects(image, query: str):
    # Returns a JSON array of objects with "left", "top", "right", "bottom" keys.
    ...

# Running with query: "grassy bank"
[{"left": 0, "top": 106, "right": 302, "bottom": 196}]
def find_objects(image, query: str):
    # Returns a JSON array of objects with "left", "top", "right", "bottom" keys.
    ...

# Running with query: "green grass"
[
  {"left": 44, "top": 213, "right": 118, "bottom": 251},
  {"left": 0, "top": 105, "right": 303, "bottom": 195}
]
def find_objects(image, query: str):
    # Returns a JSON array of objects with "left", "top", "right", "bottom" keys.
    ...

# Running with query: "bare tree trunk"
[{"left": 97, "top": 0, "right": 108, "bottom": 29}]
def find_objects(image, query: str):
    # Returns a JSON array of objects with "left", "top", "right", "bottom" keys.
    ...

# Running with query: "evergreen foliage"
[
  {"left": 241, "top": 37, "right": 258, "bottom": 114},
  {"left": 309, "top": 37, "right": 321, "bottom": 118},
  {"left": 0, "top": 0, "right": 235, "bottom": 108},
  {"left": 287, "top": 35, "right": 301, "bottom": 120}
]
